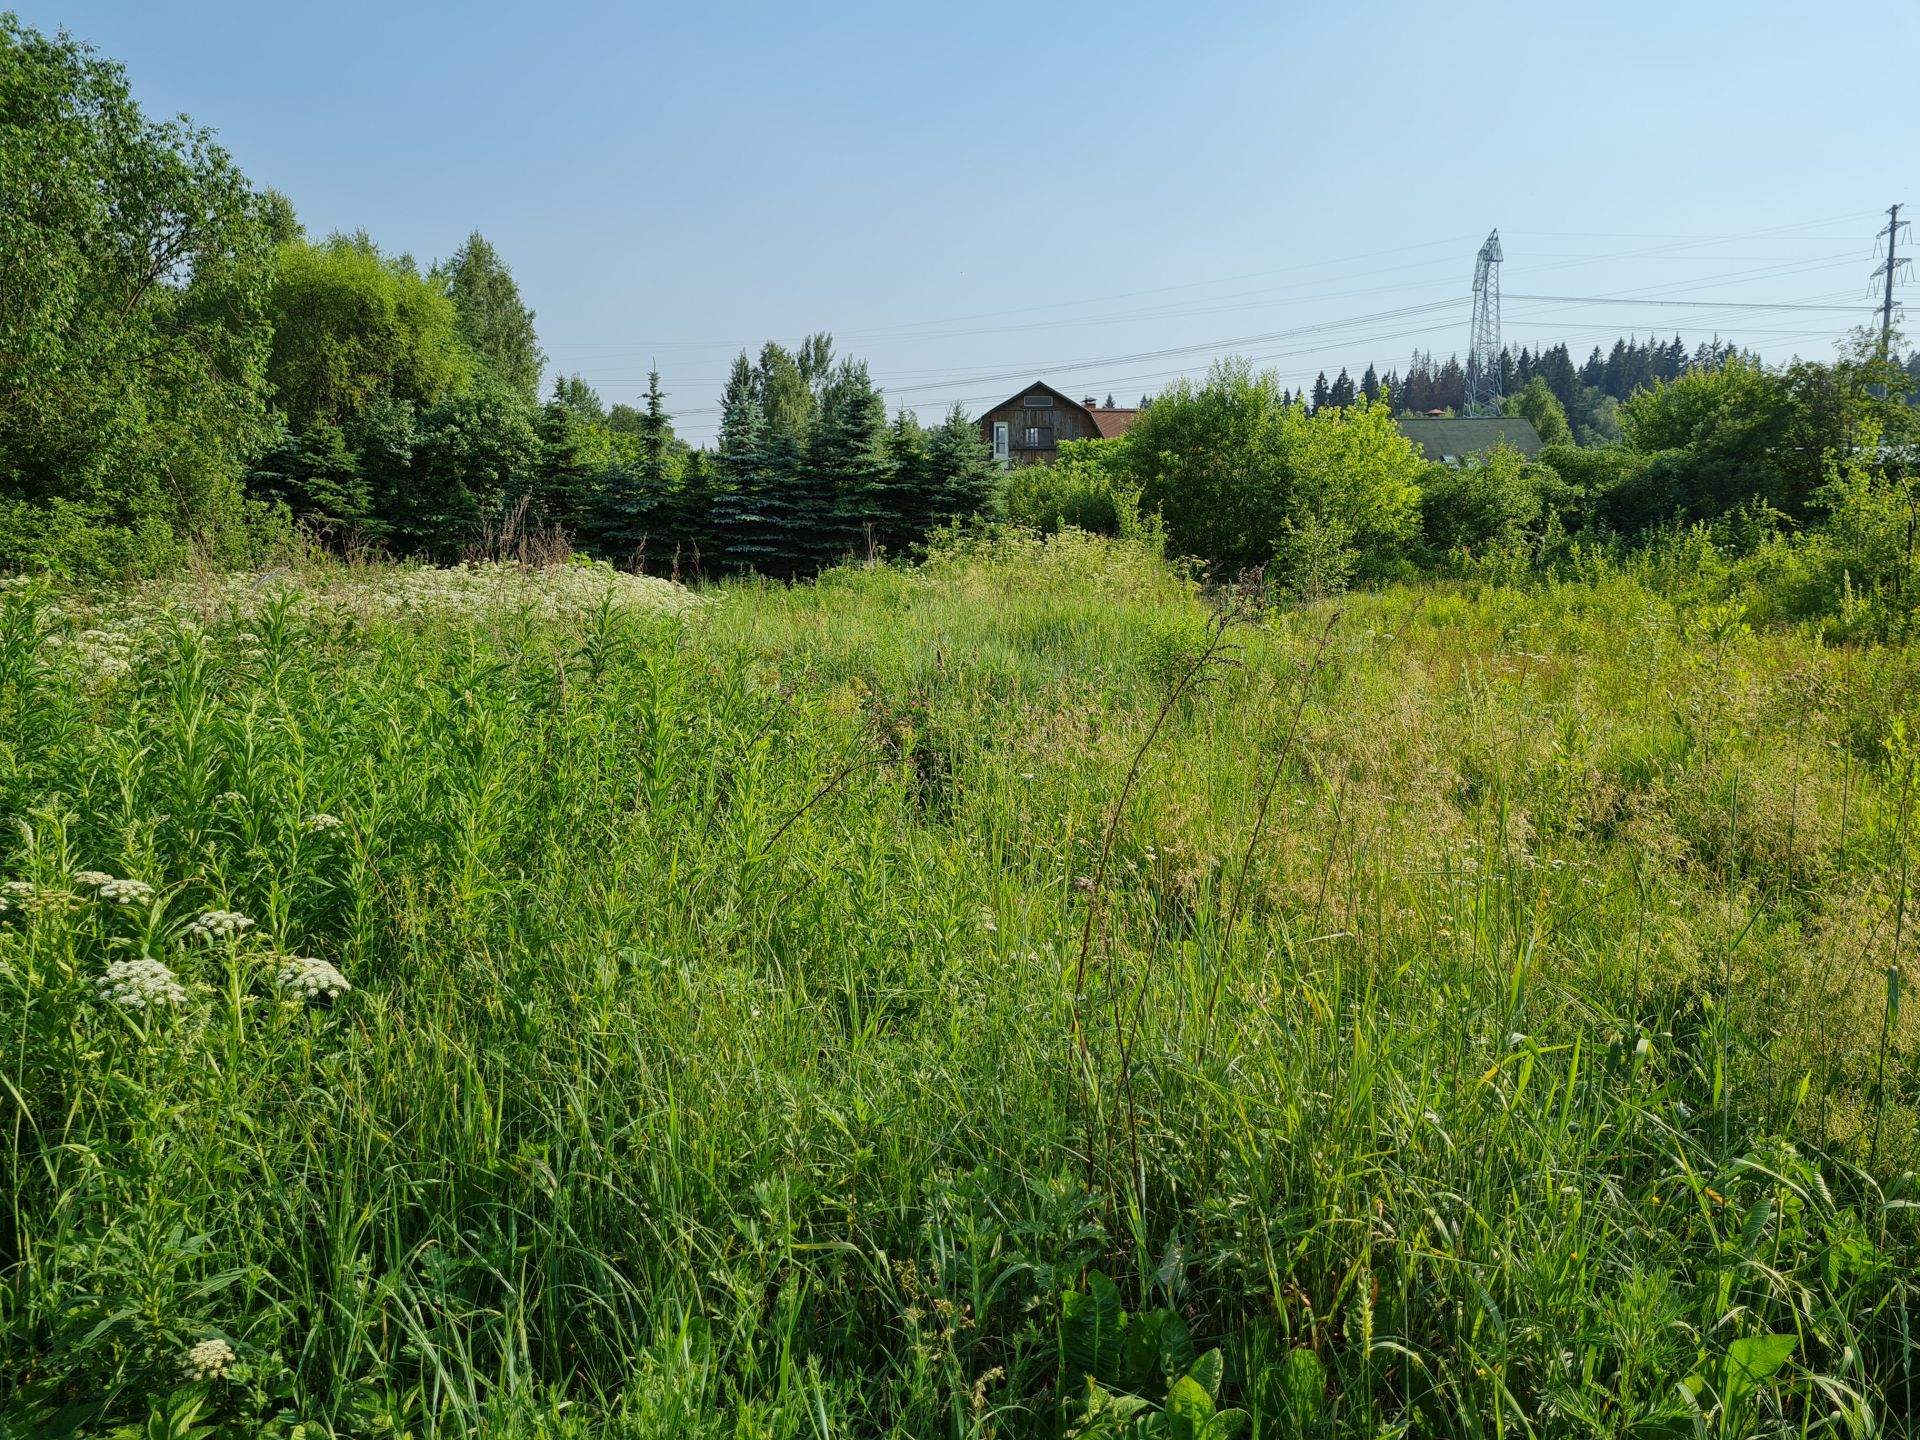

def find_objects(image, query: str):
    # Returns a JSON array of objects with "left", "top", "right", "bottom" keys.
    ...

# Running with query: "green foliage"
[
  {"left": 1005, "top": 437, "right": 1139, "bottom": 537},
  {"left": 433, "top": 230, "right": 545, "bottom": 404},
  {"left": 1119, "top": 361, "right": 1422, "bottom": 588},
  {"left": 1418, "top": 442, "right": 1576, "bottom": 557},
  {"left": 1502, "top": 374, "right": 1573, "bottom": 446},
  {"left": 0, "top": 14, "right": 277, "bottom": 574},
  {"left": 265, "top": 233, "right": 472, "bottom": 434}
]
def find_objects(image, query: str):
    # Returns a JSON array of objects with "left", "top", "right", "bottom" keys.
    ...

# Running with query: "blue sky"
[{"left": 29, "top": 0, "right": 1917, "bottom": 441}]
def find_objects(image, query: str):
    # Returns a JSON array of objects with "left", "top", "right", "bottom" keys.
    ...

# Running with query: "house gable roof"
[
  {"left": 980, "top": 380, "right": 1139, "bottom": 439},
  {"left": 982, "top": 380, "right": 1094, "bottom": 421}
]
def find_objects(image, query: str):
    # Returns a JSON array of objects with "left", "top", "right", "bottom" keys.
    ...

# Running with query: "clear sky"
[{"left": 27, "top": 0, "right": 1918, "bottom": 442}]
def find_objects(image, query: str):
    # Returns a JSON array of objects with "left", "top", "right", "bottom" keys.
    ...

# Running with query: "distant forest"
[{"left": 1289, "top": 337, "right": 1920, "bottom": 445}]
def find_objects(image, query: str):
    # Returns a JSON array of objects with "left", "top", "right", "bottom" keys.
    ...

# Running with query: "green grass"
[{"left": 1, "top": 534, "right": 1916, "bottom": 1438}]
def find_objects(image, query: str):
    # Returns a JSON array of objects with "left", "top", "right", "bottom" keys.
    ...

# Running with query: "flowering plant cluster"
[
  {"left": 181, "top": 1337, "right": 236, "bottom": 1382},
  {"left": 276, "top": 955, "right": 351, "bottom": 1002},
  {"left": 96, "top": 958, "right": 188, "bottom": 1010},
  {"left": 184, "top": 910, "right": 256, "bottom": 943}
]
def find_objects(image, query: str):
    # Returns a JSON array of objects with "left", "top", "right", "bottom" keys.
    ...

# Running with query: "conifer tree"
[
  {"left": 925, "top": 405, "right": 1000, "bottom": 528},
  {"left": 595, "top": 370, "right": 677, "bottom": 562},
  {"left": 1310, "top": 371, "right": 1332, "bottom": 414},
  {"left": 1329, "top": 368, "right": 1357, "bottom": 409},
  {"left": 1360, "top": 363, "right": 1380, "bottom": 404},
  {"left": 806, "top": 359, "right": 892, "bottom": 566},
  {"left": 534, "top": 394, "right": 601, "bottom": 545},
  {"left": 709, "top": 353, "right": 785, "bottom": 576},
  {"left": 884, "top": 407, "right": 933, "bottom": 551}
]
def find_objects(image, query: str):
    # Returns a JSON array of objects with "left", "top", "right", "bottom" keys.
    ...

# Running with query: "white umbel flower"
[
  {"left": 276, "top": 955, "right": 351, "bottom": 1002},
  {"left": 73, "top": 870, "right": 115, "bottom": 888},
  {"left": 97, "top": 958, "right": 187, "bottom": 1010},
  {"left": 98, "top": 878, "right": 156, "bottom": 906},
  {"left": 182, "top": 1336, "right": 236, "bottom": 1381},
  {"left": 301, "top": 812, "right": 345, "bottom": 833},
  {"left": 185, "top": 910, "right": 255, "bottom": 943},
  {"left": 0, "top": 880, "right": 33, "bottom": 913}
]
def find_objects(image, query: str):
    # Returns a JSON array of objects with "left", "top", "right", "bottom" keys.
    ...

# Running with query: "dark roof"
[
  {"left": 1396, "top": 416, "right": 1543, "bottom": 461},
  {"left": 978, "top": 381, "right": 1138, "bottom": 439},
  {"left": 980, "top": 380, "right": 1092, "bottom": 421}
]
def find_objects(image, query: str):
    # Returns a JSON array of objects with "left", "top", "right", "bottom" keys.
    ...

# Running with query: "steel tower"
[{"left": 1464, "top": 230, "right": 1503, "bottom": 416}]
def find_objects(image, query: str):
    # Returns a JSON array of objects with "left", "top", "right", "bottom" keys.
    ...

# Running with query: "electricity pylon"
[{"left": 1464, "top": 230, "right": 1503, "bottom": 416}]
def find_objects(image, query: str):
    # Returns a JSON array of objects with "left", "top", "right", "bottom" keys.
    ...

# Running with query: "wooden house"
[{"left": 978, "top": 382, "right": 1138, "bottom": 467}]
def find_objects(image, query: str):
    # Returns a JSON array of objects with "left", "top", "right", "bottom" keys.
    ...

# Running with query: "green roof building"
[{"left": 1396, "top": 416, "right": 1543, "bottom": 465}]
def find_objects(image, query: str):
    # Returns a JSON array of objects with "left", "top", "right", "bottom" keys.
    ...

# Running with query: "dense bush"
[
  {"left": 1102, "top": 361, "right": 1424, "bottom": 589},
  {"left": 1002, "top": 437, "right": 1140, "bottom": 536}
]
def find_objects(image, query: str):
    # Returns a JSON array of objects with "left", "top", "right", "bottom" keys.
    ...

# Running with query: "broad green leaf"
[{"left": 1721, "top": 1333, "right": 1795, "bottom": 1411}]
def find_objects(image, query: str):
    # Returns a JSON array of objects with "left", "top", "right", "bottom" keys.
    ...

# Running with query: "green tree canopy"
[
  {"left": 433, "top": 231, "right": 545, "bottom": 403},
  {"left": 0, "top": 14, "right": 277, "bottom": 570},
  {"left": 1502, "top": 374, "right": 1573, "bottom": 446},
  {"left": 1122, "top": 361, "right": 1423, "bottom": 586},
  {"left": 266, "top": 233, "right": 471, "bottom": 433}
]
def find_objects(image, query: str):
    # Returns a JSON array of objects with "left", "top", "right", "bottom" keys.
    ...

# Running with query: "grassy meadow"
[{"left": 2, "top": 534, "right": 1917, "bottom": 1438}]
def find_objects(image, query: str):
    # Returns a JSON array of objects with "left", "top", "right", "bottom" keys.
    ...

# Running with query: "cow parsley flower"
[
  {"left": 215, "top": 791, "right": 245, "bottom": 807},
  {"left": 0, "top": 880, "right": 33, "bottom": 912},
  {"left": 185, "top": 909, "right": 255, "bottom": 943},
  {"left": 97, "top": 958, "right": 187, "bottom": 1010},
  {"left": 98, "top": 878, "right": 155, "bottom": 906},
  {"left": 182, "top": 1336, "right": 236, "bottom": 1381},
  {"left": 73, "top": 870, "right": 115, "bottom": 888},
  {"left": 276, "top": 955, "right": 350, "bottom": 1002},
  {"left": 302, "top": 812, "right": 344, "bottom": 833}
]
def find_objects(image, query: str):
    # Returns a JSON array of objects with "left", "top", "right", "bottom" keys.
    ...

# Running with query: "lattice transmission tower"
[{"left": 1464, "top": 229, "right": 1503, "bottom": 416}]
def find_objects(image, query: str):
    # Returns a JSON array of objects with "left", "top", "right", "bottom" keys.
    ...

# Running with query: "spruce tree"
[
  {"left": 925, "top": 405, "right": 1000, "bottom": 529},
  {"left": 1310, "top": 371, "right": 1331, "bottom": 414},
  {"left": 709, "top": 353, "right": 783, "bottom": 576},
  {"left": 884, "top": 407, "right": 933, "bottom": 552},
  {"left": 806, "top": 359, "right": 892, "bottom": 568},
  {"left": 534, "top": 393, "right": 601, "bottom": 545},
  {"left": 1329, "top": 368, "right": 1357, "bottom": 409},
  {"left": 1360, "top": 364, "right": 1380, "bottom": 404}
]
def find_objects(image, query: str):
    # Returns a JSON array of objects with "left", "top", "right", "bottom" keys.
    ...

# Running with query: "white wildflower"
[
  {"left": 182, "top": 1336, "right": 236, "bottom": 1382},
  {"left": 302, "top": 812, "right": 345, "bottom": 833},
  {"left": 185, "top": 909, "right": 255, "bottom": 943},
  {"left": 98, "top": 878, "right": 156, "bottom": 906},
  {"left": 0, "top": 879, "right": 34, "bottom": 912},
  {"left": 73, "top": 870, "right": 115, "bottom": 888},
  {"left": 979, "top": 907, "right": 998, "bottom": 934},
  {"left": 275, "top": 955, "right": 350, "bottom": 1002},
  {"left": 215, "top": 791, "right": 245, "bottom": 806},
  {"left": 97, "top": 958, "right": 187, "bottom": 1010}
]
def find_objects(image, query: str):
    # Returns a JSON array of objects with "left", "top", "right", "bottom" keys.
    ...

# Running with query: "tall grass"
[{"left": 1, "top": 536, "right": 1915, "bottom": 1437}]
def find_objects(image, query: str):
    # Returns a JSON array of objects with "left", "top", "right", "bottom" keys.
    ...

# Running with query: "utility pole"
[{"left": 1873, "top": 203, "right": 1911, "bottom": 358}]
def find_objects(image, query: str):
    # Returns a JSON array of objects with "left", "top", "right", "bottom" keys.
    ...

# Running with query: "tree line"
[
  {"left": 1288, "top": 335, "right": 1920, "bottom": 448},
  {"left": 0, "top": 17, "right": 997, "bottom": 579}
]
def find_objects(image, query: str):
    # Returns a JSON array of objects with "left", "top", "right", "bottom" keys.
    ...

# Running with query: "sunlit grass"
[{"left": 1, "top": 535, "right": 1915, "bottom": 1437}]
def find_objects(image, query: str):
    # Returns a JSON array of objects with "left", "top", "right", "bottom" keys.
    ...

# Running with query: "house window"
[
  {"left": 992, "top": 421, "right": 1009, "bottom": 461},
  {"left": 1022, "top": 425, "right": 1053, "bottom": 450},
  {"left": 1023, "top": 393, "right": 1053, "bottom": 409}
]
